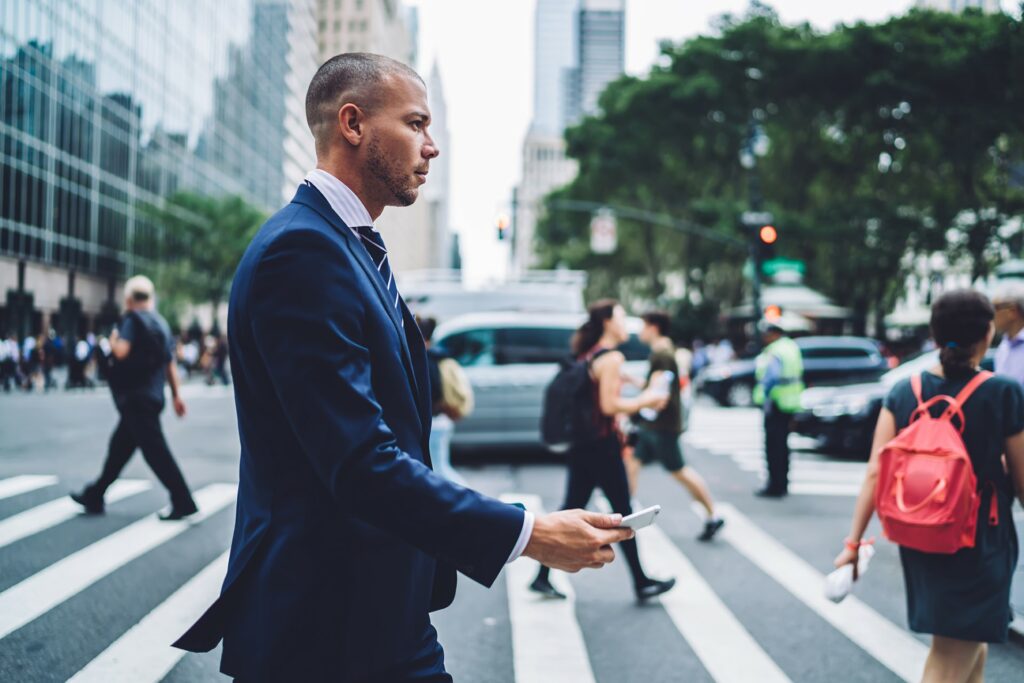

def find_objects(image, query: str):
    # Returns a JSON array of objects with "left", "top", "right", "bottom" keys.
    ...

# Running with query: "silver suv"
[{"left": 433, "top": 312, "right": 649, "bottom": 452}]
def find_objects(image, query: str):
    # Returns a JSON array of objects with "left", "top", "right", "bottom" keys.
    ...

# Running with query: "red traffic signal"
[{"left": 759, "top": 225, "right": 777, "bottom": 244}]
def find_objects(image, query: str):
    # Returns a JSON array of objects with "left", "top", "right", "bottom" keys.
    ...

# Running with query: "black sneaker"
[
  {"left": 70, "top": 488, "right": 104, "bottom": 515},
  {"left": 754, "top": 486, "right": 787, "bottom": 499},
  {"left": 635, "top": 577, "right": 676, "bottom": 602},
  {"left": 697, "top": 518, "right": 725, "bottom": 542},
  {"left": 158, "top": 500, "right": 199, "bottom": 521},
  {"left": 529, "top": 576, "right": 567, "bottom": 600}
]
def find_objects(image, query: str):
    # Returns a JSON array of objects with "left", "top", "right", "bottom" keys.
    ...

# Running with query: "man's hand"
[
  {"left": 173, "top": 396, "right": 187, "bottom": 418},
  {"left": 522, "top": 509, "right": 635, "bottom": 572}
]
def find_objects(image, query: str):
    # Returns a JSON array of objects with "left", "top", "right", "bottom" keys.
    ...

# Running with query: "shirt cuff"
[{"left": 505, "top": 511, "right": 535, "bottom": 564}]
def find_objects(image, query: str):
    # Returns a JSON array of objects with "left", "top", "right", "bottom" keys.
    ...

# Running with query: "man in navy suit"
[{"left": 173, "top": 53, "right": 635, "bottom": 682}]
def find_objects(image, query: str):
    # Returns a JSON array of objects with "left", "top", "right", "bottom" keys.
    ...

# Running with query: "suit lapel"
[{"left": 293, "top": 184, "right": 427, "bottom": 435}]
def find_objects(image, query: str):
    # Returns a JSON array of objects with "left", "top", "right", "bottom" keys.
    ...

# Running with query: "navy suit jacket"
[{"left": 173, "top": 183, "right": 525, "bottom": 681}]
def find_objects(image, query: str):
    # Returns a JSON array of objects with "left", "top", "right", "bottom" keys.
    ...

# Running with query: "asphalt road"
[{"left": 2, "top": 385, "right": 1024, "bottom": 682}]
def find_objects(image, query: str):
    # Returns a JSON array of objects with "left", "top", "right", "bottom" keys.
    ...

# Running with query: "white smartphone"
[{"left": 617, "top": 505, "right": 661, "bottom": 530}]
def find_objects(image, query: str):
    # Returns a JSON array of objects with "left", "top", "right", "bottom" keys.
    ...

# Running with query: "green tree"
[
  {"left": 143, "top": 192, "right": 266, "bottom": 327},
  {"left": 534, "top": 5, "right": 1024, "bottom": 332}
]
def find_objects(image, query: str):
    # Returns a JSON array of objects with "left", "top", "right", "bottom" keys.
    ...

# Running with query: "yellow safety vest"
[{"left": 753, "top": 337, "right": 805, "bottom": 413}]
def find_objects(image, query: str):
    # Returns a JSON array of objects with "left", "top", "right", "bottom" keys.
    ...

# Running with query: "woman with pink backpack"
[{"left": 836, "top": 290, "right": 1024, "bottom": 682}]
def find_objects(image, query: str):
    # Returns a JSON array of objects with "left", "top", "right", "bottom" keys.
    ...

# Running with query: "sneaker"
[
  {"left": 158, "top": 500, "right": 199, "bottom": 521},
  {"left": 70, "top": 488, "right": 104, "bottom": 515},
  {"left": 635, "top": 577, "right": 676, "bottom": 602},
  {"left": 529, "top": 576, "right": 567, "bottom": 600},
  {"left": 697, "top": 518, "right": 725, "bottom": 542}
]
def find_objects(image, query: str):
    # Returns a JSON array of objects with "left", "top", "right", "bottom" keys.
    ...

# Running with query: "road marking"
[
  {"left": 787, "top": 483, "right": 862, "bottom": 497},
  {"left": 0, "top": 480, "right": 152, "bottom": 549},
  {"left": 0, "top": 475, "right": 58, "bottom": 500},
  {"left": 595, "top": 497, "right": 789, "bottom": 683},
  {"left": 0, "top": 483, "right": 237, "bottom": 639},
  {"left": 67, "top": 551, "right": 230, "bottom": 683},
  {"left": 500, "top": 493, "right": 596, "bottom": 683},
  {"left": 715, "top": 503, "right": 927, "bottom": 682}
]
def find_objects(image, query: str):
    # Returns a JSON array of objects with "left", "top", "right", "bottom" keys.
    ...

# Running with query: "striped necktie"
[{"left": 355, "top": 225, "right": 403, "bottom": 318}]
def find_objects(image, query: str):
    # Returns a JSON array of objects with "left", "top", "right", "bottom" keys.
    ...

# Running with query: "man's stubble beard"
[{"left": 366, "top": 137, "right": 418, "bottom": 207}]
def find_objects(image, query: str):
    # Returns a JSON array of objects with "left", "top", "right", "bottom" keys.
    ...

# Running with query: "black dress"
[{"left": 884, "top": 371, "right": 1023, "bottom": 643}]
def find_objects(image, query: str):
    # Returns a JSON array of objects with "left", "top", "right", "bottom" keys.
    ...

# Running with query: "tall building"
[
  {"left": 915, "top": 0, "right": 1002, "bottom": 11},
  {"left": 565, "top": 0, "right": 626, "bottom": 127},
  {"left": 316, "top": 0, "right": 414, "bottom": 64},
  {"left": 0, "top": 0, "right": 318, "bottom": 341},
  {"left": 513, "top": 0, "right": 625, "bottom": 274}
]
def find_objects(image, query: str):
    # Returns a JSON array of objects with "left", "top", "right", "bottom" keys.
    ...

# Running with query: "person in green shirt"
[
  {"left": 753, "top": 321, "right": 805, "bottom": 497},
  {"left": 632, "top": 311, "right": 724, "bottom": 542}
]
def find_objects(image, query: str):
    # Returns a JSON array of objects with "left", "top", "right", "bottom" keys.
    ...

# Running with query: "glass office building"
[{"left": 0, "top": 0, "right": 318, "bottom": 339}]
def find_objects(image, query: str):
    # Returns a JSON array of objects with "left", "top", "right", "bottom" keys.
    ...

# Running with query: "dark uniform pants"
[
  {"left": 764, "top": 404, "right": 793, "bottom": 494},
  {"left": 95, "top": 402, "right": 194, "bottom": 507}
]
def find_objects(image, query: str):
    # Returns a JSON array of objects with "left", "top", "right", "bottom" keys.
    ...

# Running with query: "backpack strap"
[
  {"left": 939, "top": 371, "right": 993, "bottom": 422},
  {"left": 910, "top": 373, "right": 923, "bottom": 406}
]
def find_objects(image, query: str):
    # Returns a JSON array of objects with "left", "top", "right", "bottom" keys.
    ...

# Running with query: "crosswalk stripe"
[
  {"left": 0, "top": 483, "right": 237, "bottom": 639},
  {"left": 715, "top": 503, "right": 927, "bottom": 682},
  {"left": 595, "top": 497, "right": 789, "bottom": 683},
  {"left": 500, "top": 493, "right": 596, "bottom": 683},
  {"left": 0, "top": 474, "right": 58, "bottom": 500},
  {"left": 67, "top": 551, "right": 230, "bottom": 683},
  {"left": 787, "top": 483, "right": 863, "bottom": 497},
  {"left": 0, "top": 480, "right": 152, "bottom": 549}
]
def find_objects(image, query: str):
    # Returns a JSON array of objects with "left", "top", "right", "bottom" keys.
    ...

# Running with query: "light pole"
[{"left": 740, "top": 116, "right": 771, "bottom": 347}]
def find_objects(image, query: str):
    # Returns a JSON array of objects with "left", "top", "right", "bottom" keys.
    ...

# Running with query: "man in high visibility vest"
[{"left": 753, "top": 321, "right": 805, "bottom": 497}]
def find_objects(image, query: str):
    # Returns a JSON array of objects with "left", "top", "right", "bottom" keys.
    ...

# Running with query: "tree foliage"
[
  {"left": 534, "top": 5, "right": 1024, "bottom": 330},
  {"left": 141, "top": 192, "right": 266, "bottom": 326}
]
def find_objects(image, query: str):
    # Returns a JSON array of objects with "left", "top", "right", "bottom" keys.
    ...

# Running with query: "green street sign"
[{"left": 762, "top": 258, "right": 805, "bottom": 276}]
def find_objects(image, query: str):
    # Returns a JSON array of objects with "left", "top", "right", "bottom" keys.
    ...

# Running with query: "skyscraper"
[
  {"left": 317, "top": 0, "right": 415, "bottom": 64},
  {"left": 513, "top": 0, "right": 625, "bottom": 273},
  {"left": 531, "top": 0, "right": 578, "bottom": 136},
  {"left": 1, "top": 0, "right": 317, "bottom": 342},
  {"left": 915, "top": 0, "right": 1002, "bottom": 11},
  {"left": 567, "top": 0, "right": 626, "bottom": 125}
]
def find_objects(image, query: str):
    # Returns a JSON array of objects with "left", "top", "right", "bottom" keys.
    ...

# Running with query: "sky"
[{"left": 407, "top": 1, "right": 1019, "bottom": 284}]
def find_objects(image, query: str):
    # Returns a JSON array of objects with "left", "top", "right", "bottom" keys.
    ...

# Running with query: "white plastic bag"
[{"left": 824, "top": 545, "right": 875, "bottom": 603}]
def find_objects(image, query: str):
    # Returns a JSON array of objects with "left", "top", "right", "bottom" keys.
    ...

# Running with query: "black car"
[
  {"left": 695, "top": 336, "right": 891, "bottom": 407},
  {"left": 794, "top": 349, "right": 996, "bottom": 459}
]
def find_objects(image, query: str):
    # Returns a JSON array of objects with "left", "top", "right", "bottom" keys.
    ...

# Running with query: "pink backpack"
[{"left": 875, "top": 372, "right": 998, "bottom": 554}]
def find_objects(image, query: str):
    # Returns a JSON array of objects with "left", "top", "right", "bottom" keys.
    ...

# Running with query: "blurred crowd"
[{"left": 0, "top": 329, "right": 230, "bottom": 393}]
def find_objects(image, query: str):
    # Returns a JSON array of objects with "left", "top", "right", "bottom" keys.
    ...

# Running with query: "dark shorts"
[{"left": 634, "top": 429, "right": 684, "bottom": 472}]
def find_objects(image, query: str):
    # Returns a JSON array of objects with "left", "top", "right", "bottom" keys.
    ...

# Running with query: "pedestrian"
[
  {"left": 21, "top": 334, "right": 37, "bottom": 390},
  {"left": 836, "top": 290, "right": 1024, "bottom": 682},
  {"left": 173, "top": 53, "right": 633, "bottom": 683},
  {"left": 70, "top": 275, "right": 197, "bottom": 520},
  {"left": 206, "top": 334, "right": 230, "bottom": 386},
  {"left": 531, "top": 300, "right": 676, "bottom": 602},
  {"left": 0, "top": 333, "right": 16, "bottom": 392},
  {"left": 991, "top": 281, "right": 1024, "bottom": 385},
  {"left": 416, "top": 315, "right": 469, "bottom": 486},
  {"left": 753, "top": 320, "right": 805, "bottom": 497},
  {"left": 632, "top": 311, "right": 724, "bottom": 541}
]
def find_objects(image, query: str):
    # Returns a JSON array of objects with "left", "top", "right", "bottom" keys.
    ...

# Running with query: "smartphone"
[{"left": 617, "top": 505, "right": 661, "bottom": 530}]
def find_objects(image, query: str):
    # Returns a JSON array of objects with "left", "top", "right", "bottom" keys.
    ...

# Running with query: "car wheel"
[{"left": 726, "top": 382, "right": 754, "bottom": 408}]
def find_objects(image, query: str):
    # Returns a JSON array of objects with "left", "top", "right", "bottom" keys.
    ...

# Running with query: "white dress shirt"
[{"left": 302, "top": 170, "right": 534, "bottom": 564}]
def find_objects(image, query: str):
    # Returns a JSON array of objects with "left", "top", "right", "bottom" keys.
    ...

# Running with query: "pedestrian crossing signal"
[{"left": 497, "top": 214, "right": 510, "bottom": 241}]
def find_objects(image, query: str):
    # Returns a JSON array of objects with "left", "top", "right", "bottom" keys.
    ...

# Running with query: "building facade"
[
  {"left": 512, "top": 0, "right": 625, "bottom": 274},
  {"left": 316, "top": 0, "right": 414, "bottom": 65},
  {"left": 0, "top": 0, "right": 318, "bottom": 341},
  {"left": 915, "top": 0, "right": 1002, "bottom": 12}
]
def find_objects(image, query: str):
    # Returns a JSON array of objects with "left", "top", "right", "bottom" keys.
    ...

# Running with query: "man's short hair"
[
  {"left": 305, "top": 53, "right": 423, "bottom": 153},
  {"left": 123, "top": 275, "right": 154, "bottom": 303},
  {"left": 641, "top": 310, "right": 671, "bottom": 336},
  {"left": 993, "top": 281, "right": 1024, "bottom": 315}
]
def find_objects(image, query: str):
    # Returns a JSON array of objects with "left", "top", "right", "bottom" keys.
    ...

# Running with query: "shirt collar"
[
  {"left": 1009, "top": 328, "right": 1024, "bottom": 346},
  {"left": 304, "top": 169, "right": 373, "bottom": 233}
]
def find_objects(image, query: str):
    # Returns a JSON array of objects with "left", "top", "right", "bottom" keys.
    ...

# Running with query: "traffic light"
[
  {"left": 764, "top": 304, "right": 782, "bottom": 321},
  {"left": 757, "top": 224, "right": 777, "bottom": 262},
  {"left": 496, "top": 214, "right": 510, "bottom": 241}
]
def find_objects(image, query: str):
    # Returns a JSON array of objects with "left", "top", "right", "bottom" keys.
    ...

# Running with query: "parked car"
[
  {"left": 794, "top": 349, "right": 996, "bottom": 459},
  {"left": 433, "top": 312, "right": 649, "bottom": 452},
  {"left": 695, "top": 336, "right": 890, "bottom": 407}
]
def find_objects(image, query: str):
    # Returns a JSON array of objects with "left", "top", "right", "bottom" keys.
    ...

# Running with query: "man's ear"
[{"left": 338, "top": 103, "right": 364, "bottom": 146}]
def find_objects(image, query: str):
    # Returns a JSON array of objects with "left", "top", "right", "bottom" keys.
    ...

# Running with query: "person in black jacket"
[{"left": 71, "top": 275, "right": 197, "bottom": 520}]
